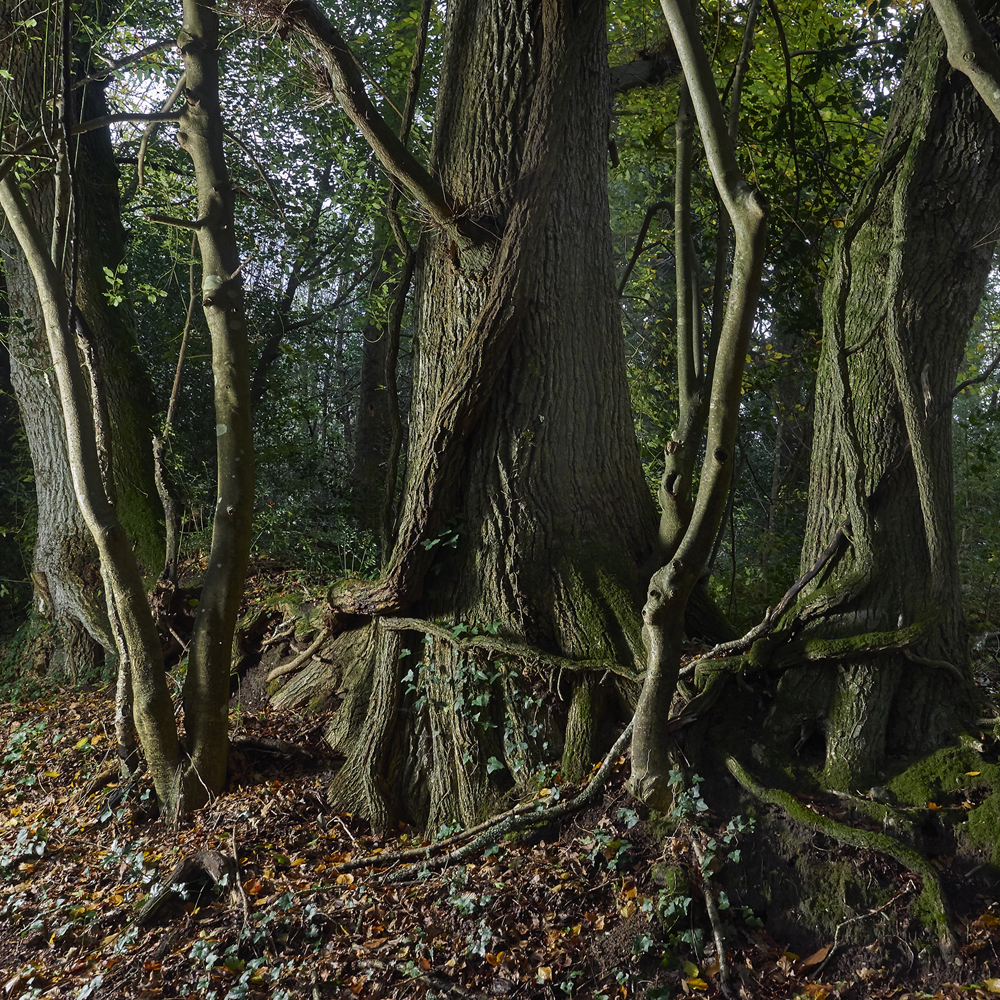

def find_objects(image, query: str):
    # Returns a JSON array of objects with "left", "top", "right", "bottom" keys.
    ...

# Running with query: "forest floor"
[{"left": 2, "top": 577, "right": 1000, "bottom": 999}]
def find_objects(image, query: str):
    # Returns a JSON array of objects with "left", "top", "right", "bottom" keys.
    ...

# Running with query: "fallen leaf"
[
  {"left": 984, "top": 979, "right": 1000, "bottom": 993},
  {"left": 802, "top": 945, "right": 831, "bottom": 966},
  {"left": 927, "top": 802, "right": 941, "bottom": 810}
]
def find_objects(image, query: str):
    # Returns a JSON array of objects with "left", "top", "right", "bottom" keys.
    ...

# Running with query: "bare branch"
[{"left": 930, "top": 0, "right": 1000, "bottom": 122}]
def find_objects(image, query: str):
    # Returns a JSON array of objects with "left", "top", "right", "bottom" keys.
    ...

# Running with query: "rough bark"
[
  {"left": 272, "top": 0, "right": 657, "bottom": 834},
  {"left": 0, "top": 0, "right": 162, "bottom": 680},
  {"left": 766, "top": 7, "right": 1000, "bottom": 788}
]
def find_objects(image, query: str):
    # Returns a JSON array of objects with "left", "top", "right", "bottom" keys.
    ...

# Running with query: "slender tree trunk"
[
  {"left": 176, "top": 0, "right": 255, "bottom": 799},
  {"left": 768, "top": 8, "right": 1000, "bottom": 788}
]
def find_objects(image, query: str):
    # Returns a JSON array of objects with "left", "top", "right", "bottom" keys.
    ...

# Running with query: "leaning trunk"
[{"left": 0, "top": 0, "right": 163, "bottom": 680}]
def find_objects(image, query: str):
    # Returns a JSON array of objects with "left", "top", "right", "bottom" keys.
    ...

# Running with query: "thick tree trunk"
[
  {"left": 0, "top": 0, "right": 163, "bottom": 680},
  {"left": 292, "top": 0, "right": 657, "bottom": 833},
  {"left": 767, "top": 8, "right": 1000, "bottom": 788}
]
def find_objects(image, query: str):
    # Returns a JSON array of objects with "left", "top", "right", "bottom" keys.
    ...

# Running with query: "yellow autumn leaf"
[
  {"left": 336, "top": 873, "right": 354, "bottom": 885},
  {"left": 686, "top": 977, "right": 708, "bottom": 991},
  {"left": 984, "top": 979, "right": 1000, "bottom": 993},
  {"left": 966, "top": 770, "right": 982, "bottom": 776},
  {"left": 536, "top": 966, "right": 552, "bottom": 982},
  {"left": 681, "top": 960, "right": 700, "bottom": 977}
]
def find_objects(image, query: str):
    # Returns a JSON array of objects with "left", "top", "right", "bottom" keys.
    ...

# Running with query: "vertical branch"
[
  {"left": 177, "top": 0, "right": 255, "bottom": 803},
  {"left": 630, "top": 0, "right": 768, "bottom": 810},
  {"left": 377, "top": 0, "right": 431, "bottom": 563},
  {"left": 658, "top": 83, "right": 701, "bottom": 557}
]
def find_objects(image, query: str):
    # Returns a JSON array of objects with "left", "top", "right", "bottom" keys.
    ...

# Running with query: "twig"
[
  {"left": 689, "top": 837, "right": 736, "bottom": 1000},
  {"left": 333, "top": 813, "right": 358, "bottom": 846},
  {"left": 232, "top": 827, "right": 251, "bottom": 935},
  {"left": 147, "top": 213, "right": 205, "bottom": 230},
  {"left": 812, "top": 878, "right": 916, "bottom": 977}
]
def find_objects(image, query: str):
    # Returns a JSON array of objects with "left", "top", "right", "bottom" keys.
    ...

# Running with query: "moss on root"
[{"left": 884, "top": 739, "right": 1000, "bottom": 867}]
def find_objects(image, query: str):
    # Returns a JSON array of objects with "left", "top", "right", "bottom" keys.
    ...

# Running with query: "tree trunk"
[
  {"left": 0, "top": 0, "right": 163, "bottom": 680},
  {"left": 766, "top": 7, "right": 1000, "bottom": 788},
  {"left": 292, "top": 0, "right": 657, "bottom": 833}
]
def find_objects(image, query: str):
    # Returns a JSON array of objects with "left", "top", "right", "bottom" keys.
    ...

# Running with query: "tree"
[
  {"left": 755, "top": 5, "right": 1000, "bottom": 788},
  {"left": 635, "top": 0, "right": 1000, "bottom": 956},
  {"left": 0, "top": 0, "right": 164, "bottom": 680},
  {"left": 263, "top": 0, "right": 659, "bottom": 831},
  {"left": 0, "top": 0, "right": 253, "bottom": 817}
]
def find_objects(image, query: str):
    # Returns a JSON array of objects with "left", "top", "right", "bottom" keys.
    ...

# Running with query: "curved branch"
[{"left": 277, "top": 0, "right": 459, "bottom": 235}]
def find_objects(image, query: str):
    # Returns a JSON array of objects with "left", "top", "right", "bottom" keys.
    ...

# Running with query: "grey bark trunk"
[{"left": 0, "top": 0, "right": 162, "bottom": 680}]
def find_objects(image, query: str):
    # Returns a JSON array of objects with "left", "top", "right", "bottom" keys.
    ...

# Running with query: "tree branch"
[
  {"left": 276, "top": 0, "right": 460, "bottom": 236},
  {"left": 930, "top": 0, "right": 1000, "bottom": 122}
]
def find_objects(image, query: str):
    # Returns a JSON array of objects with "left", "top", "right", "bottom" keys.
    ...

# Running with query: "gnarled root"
[{"left": 725, "top": 754, "right": 955, "bottom": 960}]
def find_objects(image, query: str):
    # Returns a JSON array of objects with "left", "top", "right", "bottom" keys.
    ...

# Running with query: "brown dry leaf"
[
  {"left": 801, "top": 944, "right": 831, "bottom": 967},
  {"left": 802, "top": 986, "right": 830, "bottom": 999}
]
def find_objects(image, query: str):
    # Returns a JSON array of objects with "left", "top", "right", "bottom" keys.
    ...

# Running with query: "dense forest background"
[
  {"left": 1, "top": 0, "right": 996, "bottom": 645},
  {"left": 3, "top": 0, "right": 1000, "bottom": 995}
]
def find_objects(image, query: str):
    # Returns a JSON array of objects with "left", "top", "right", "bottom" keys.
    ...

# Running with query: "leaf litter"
[{"left": 2, "top": 688, "right": 1000, "bottom": 999}]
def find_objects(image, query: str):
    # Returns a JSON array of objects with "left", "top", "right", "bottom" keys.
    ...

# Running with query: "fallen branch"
[
  {"left": 377, "top": 720, "right": 634, "bottom": 884},
  {"left": 724, "top": 754, "right": 955, "bottom": 960},
  {"left": 689, "top": 837, "right": 736, "bottom": 1000}
]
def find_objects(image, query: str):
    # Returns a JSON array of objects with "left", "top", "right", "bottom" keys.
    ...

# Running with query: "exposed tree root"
[
  {"left": 330, "top": 721, "right": 634, "bottom": 885},
  {"left": 136, "top": 849, "right": 240, "bottom": 926},
  {"left": 326, "top": 625, "right": 402, "bottom": 834},
  {"left": 381, "top": 615, "right": 641, "bottom": 679},
  {"left": 265, "top": 627, "right": 330, "bottom": 682},
  {"left": 724, "top": 754, "right": 955, "bottom": 959}
]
